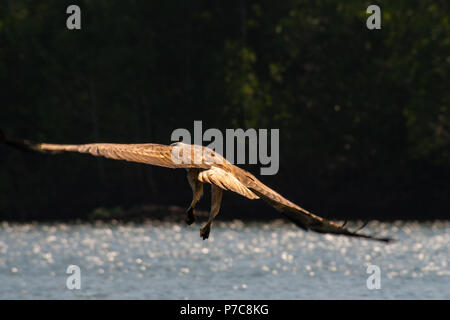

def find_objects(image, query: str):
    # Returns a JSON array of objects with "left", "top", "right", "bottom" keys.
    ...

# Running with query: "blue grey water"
[{"left": 0, "top": 220, "right": 448, "bottom": 299}]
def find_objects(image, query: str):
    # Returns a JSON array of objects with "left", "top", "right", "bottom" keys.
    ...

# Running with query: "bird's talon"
[
  {"left": 185, "top": 208, "right": 195, "bottom": 225},
  {"left": 200, "top": 227, "right": 210, "bottom": 240},
  {"left": 185, "top": 216, "right": 195, "bottom": 225}
]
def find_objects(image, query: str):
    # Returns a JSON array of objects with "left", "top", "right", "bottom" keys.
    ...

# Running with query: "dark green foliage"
[{"left": 0, "top": 1, "right": 449, "bottom": 221}]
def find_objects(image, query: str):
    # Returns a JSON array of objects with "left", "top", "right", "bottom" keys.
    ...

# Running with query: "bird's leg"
[
  {"left": 200, "top": 185, "right": 223, "bottom": 240},
  {"left": 186, "top": 169, "right": 203, "bottom": 225}
]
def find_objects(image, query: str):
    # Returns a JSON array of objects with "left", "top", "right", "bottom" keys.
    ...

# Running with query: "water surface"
[{"left": 0, "top": 220, "right": 448, "bottom": 299}]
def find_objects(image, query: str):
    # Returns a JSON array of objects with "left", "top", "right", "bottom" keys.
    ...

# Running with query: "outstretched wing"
[
  {"left": 198, "top": 166, "right": 259, "bottom": 199},
  {"left": 231, "top": 166, "right": 392, "bottom": 242},
  {"left": 33, "top": 142, "right": 209, "bottom": 169},
  {"left": 255, "top": 183, "right": 391, "bottom": 242},
  {"left": 2, "top": 134, "right": 214, "bottom": 170}
]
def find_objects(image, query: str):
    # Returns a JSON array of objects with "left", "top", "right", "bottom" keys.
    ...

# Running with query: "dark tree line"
[{"left": 0, "top": 0, "right": 449, "bottom": 221}]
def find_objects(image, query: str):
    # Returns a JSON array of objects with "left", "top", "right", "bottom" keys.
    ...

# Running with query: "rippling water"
[{"left": 0, "top": 220, "right": 448, "bottom": 299}]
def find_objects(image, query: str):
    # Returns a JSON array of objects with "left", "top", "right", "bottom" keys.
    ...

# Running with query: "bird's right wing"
[{"left": 243, "top": 173, "right": 392, "bottom": 242}]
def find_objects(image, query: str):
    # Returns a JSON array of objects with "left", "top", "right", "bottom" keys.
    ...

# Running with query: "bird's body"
[{"left": 1, "top": 135, "right": 392, "bottom": 242}]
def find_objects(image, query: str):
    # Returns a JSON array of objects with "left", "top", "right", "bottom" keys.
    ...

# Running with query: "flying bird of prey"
[{"left": 0, "top": 131, "right": 392, "bottom": 242}]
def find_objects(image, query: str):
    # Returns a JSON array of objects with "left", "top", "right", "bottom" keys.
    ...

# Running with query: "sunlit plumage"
[{"left": 2, "top": 135, "right": 392, "bottom": 242}]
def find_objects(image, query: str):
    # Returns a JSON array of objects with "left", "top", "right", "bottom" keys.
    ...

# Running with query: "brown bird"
[{"left": 1, "top": 132, "right": 392, "bottom": 242}]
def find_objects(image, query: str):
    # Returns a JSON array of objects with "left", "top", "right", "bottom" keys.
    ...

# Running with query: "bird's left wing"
[
  {"left": 40, "top": 143, "right": 184, "bottom": 168},
  {"left": 1, "top": 134, "right": 209, "bottom": 169}
]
